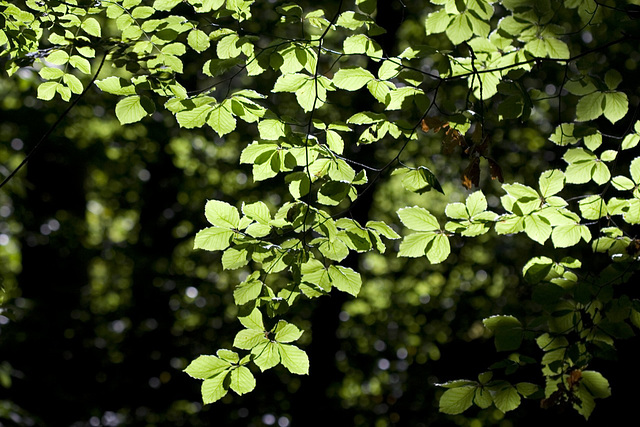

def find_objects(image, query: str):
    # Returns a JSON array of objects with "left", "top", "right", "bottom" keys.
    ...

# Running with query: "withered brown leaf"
[
  {"left": 461, "top": 157, "right": 480, "bottom": 189},
  {"left": 421, "top": 117, "right": 447, "bottom": 133},
  {"left": 488, "top": 158, "right": 504, "bottom": 183}
]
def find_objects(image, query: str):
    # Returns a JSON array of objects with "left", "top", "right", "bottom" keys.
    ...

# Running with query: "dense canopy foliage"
[{"left": 2, "top": 0, "right": 640, "bottom": 425}]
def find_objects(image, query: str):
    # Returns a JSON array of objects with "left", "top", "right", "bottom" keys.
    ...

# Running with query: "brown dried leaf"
[
  {"left": 461, "top": 157, "right": 480, "bottom": 189},
  {"left": 568, "top": 369, "right": 582, "bottom": 389},
  {"left": 488, "top": 158, "right": 504, "bottom": 183},
  {"left": 421, "top": 117, "right": 448, "bottom": 133},
  {"left": 442, "top": 127, "right": 465, "bottom": 155},
  {"left": 476, "top": 134, "right": 490, "bottom": 156}
]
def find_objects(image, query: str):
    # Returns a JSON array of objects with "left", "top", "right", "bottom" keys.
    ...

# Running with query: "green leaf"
[
  {"left": 207, "top": 102, "right": 237, "bottom": 136},
  {"left": 523, "top": 214, "right": 551, "bottom": 245},
  {"left": 234, "top": 274, "right": 263, "bottom": 305},
  {"left": 184, "top": 355, "right": 230, "bottom": 379},
  {"left": 233, "top": 328, "right": 267, "bottom": 350},
  {"left": 332, "top": 67, "right": 374, "bottom": 91},
  {"left": 328, "top": 265, "right": 362, "bottom": 296},
  {"left": 581, "top": 371, "right": 611, "bottom": 399},
  {"left": 483, "top": 315, "right": 523, "bottom": 351},
  {"left": 439, "top": 386, "right": 476, "bottom": 414},
  {"left": 426, "top": 233, "right": 450, "bottom": 264},
  {"left": 603, "top": 91, "right": 628, "bottom": 124},
  {"left": 397, "top": 207, "right": 440, "bottom": 231},
  {"left": 239, "top": 308, "right": 264, "bottom": 331},
  {"left": 576, "top": 92, "right": 604, "bottom": 122},
  {"left": 95, "top": 77, "right": 136, "bottom": 96},
  {"left": 274, "top": 320, "right": 303, "bottom": 343},
  {"left": 81, "top": 17, "right": 101, "bottom": 37},
  {"left": 579, "top": 195, "right": 607, "bottom": 220},
  {"left": 493, "top": 384, "right": 521, "bottom": 413},
  {"left": 193, "top": 227, "right": 234, "bottom": 251},
  {"left": 446, "top": 14, "right": 473, "bottom": 45},
  {"left": 201, "top": 373, "right": 229, "bottom": 404},
  {"left": 229, "top": 366, "right": 256, "bottom": 394},
  {"left": 205, "top": 200, "right": 240, "bottom": 229},
  {"left": 252, "top": 342, "right": 280, "bottom": 371},
  {"left": 278, "top": 343, "right": 309, "bottom": 374},
  {"left": 37, "top": 82, "right": 60, "bottom": 101},
  {"left": 188, "top": 29, "right": 210, "bottom": 53},
  {"left": 115, "top": 95, "right": 154, "bottom": 125},
  {"left": 398, "top": 232, "right": 431, "bottom": 257}
]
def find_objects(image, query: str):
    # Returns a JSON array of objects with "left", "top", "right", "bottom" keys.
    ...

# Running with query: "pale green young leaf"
[
  {"left": 603, "top": 92, "right": 628, "bottom": 124},
  {"left": 222, "top": 247, "right": 249, "bottom": 270},
  {"left": 397, "top": 207, "right": 440, "bottom": 231},
  {"left": 153, "top": 0, "right": 182, "bottom": 10},
  {"left": 466, "top": 191, "right": 487, "bottom": 216},
  {"left": 624, "top": 199, "right": 640, "bottom": 224},
  {"left": 493, "top": 384, "right": 521, "bottom": 413},
  {"left": 591, "top": 162, "right": 610, "bottom": 185},
  {"left": 503, "top": 183, "right": 538, "bottom": 200},
  {"left": 583, "top": 132, "right": 602, "bottom": 151},
  {"left": 439, "top": 386, "right": 476, "bottom": 414},
  {"left": 252, "top": 341, "right": 280, "bottom": 371},
  {"left": 446, "top": 14, "right": 473, "bottom": 45},
  {"left": 445, "top": 203, "right": 468, "bottom": 220},
  {"left": 176, "top": 104, "right": 213, "bottom": 128},
  {"left": 205, "top": 200, "right": 240, "bottom": 229},
  {"left": 576, "top": 92, "right": 604, "bottom": 122},
  {"left": 579, "top": 195, "right": 607, "bottom": 220},
  {"left": 234, "top": 274, "right": 263, "bottom": 305},
  {"left": 217, "top": 33, "right": 241, "bottom": 59},
  {"left": 398, "top": 232, "right": 432, "bottom": 257},
  {"left": 622, "top": 131, "right": 640, "bottom": 150},
  {"left": 366, "top": 80, "right": 393, "bottom": 104},
  {"left": 426, "top": 233, "right": 450, "bottom": 264},
  {"left": 274, "top": 320, "right": 303, "bottom": 343},
  {"left": 551, "top": 224, "right": 584, "bottom": 248},
  {"left": 278, "top": 343, "right": 309, "bottom": 374},
  {"left": 239, "top": 308, "right": 264, "bottom": 331},
  {"left": 69, "top": 55, "right": 91, "bottom": 74},
  {"left": 366, "top": 221, "right": 400, "bottom": 240},
  {"left": 194, "top": 227, "right": 234, "bottom": 251},
  {"left": 188, "top": 29, "right": 210, "bottom": 53},
  {"left": 233, "top": 328, "right": 267, "bottom": 350},
  {"left": 630, "top": 157, "right": 640, "bottom": 183},
  {"left": 95, "top": 77, "right": 136, "bottom": 96},
  {"left": 316, "top": 238, "right": 350, "bottom": 261},
  {"left": 273, "top": 73, "right": 308, "bottom": 93},
  {"left": 549, "top": 123, "right": 578, "bottom": 146},
  {"left": 495, "top": 215, "right": 524, "bottom": 234},
  {"left": 229, "top": 366, "right": 255, "bottom": 395},
  {"left": 184, "top": 355, "right": 230, "bottom": 379},
  {"left": 37, "top": 82, "right": 60, "bottom": 101},
  {"left": 539, "top": 170, "right": 565, "bottom": 198},
  {"left": 201, "top": 373, "right": 229, "bottom": 404},
  {"left": 328, "top": 265, "right": 362, "bottom": 296},
  {"left": 326, "top": 130, "right": 344, "bottom": 154},
  {"left": 207, "top": 102, "right": 236, "bottom": 136},
  {"left": 425, "top": 9, "right": 451, "bottom": 35},
  {"left": 524, "top": 214, "right": 551, "bottom": 244},
  {"left": 332, "top": 67, "right": 374, "bottom": 91},
  {"left": 115, "top": 95, "right": 154, "bottom": 125},
  {"left": 81, "top": 17, "right": 101, "bottom": 37},
  {"left": 39, "top": 66, "right": 64, "bottom": 80},
  {"left": 63, "top": 74, "right": 83, "bottom": 94}
]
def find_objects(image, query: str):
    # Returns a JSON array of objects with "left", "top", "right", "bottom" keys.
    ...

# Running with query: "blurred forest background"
[{"left": 2, "top": 0, "right": 640, "bottom": 425}]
